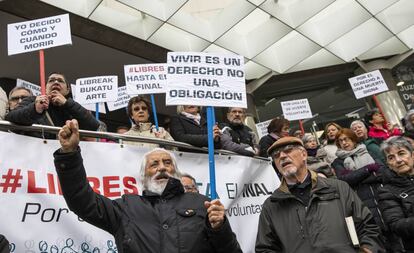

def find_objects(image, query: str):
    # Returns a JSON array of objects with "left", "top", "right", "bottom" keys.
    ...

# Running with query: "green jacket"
[
  {"left": 363, "top": 138, "right": 386, "bottom": 165},
  {"left": 256, "top": 170, "right": 384, "bottom": 253}
]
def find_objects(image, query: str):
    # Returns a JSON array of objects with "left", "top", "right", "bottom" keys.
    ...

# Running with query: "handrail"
[{"left": 0, "top": 120, "right": 270, "bottom": 161}]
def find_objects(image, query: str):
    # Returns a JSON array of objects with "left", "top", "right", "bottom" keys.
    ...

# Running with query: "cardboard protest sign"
[
  {"left": 107, "top": 86, "right": 131, "bottom": 112},
  {"left": 281, "top": 99, "right": 313, "bottom": 121},
  {"left": 8, "top": 14, "right": 72, "bottom": 55},
  {"left": 71, "top": 84, "right": 106, "bottom": 113},
  {"left": 166, "top": 52, "right": 247, "bottom": 108},
  {"left": 255, "top": 119, "right": 272, "bottom": 140},
  {"left": 348, "top": 70, "right": 388, "bottom": 99},
  {"left": 16, "top": 79, "right": 41, "bottom": 96},
  {"left": 124, "top": 64, "right": 167, "bottom": 95},
  {"left": 75, "top": 76, "right": 118, "bottom": 105}
]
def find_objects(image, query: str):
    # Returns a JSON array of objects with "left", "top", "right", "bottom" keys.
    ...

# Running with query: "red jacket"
[{"left": 368, "top": 125, "right": 402, "bottom": 140}]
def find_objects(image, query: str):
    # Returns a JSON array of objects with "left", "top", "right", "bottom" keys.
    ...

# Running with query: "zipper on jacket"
[{"left": 296, "top": 208, "right": 305, "bottom": 239}]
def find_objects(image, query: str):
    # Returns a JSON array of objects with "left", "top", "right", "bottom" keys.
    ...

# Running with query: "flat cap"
[{"left": 267, "top": 136, "right": 304, "bottom": 156}]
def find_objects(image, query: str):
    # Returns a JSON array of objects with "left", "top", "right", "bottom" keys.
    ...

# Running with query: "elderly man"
[
  {"left": 220, "top": 107, "right": 259, "bottom": 156},
  {"left": 255, "top": 136, "right": 384, "bottom": 253},
  {"left": 181, "top": 173, "right": 199, "bottom": 193},
  {"left": 7, "top": 86, "right": 33, "bottom": 111},
  {"left": 54, "top": 119, "right": 241, "bottom": 253},
  {"left": 6, "top": 73, "right": 99, "bottom": 137}
]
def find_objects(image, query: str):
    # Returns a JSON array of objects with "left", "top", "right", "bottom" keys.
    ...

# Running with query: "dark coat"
[
  {"left": 6, "top": 96, "right": 99, "bottom": 138},
  {"left": 363, "top": 138, "right": 386, "bottom": 166},
  {"left": 219, "top": 123, "right": 258, "bottom": 156},
  {"left": 378, "top": 169, "right": 414, "bottom": 252},
  {"left": 0, "top": 235, "right": 10, "bottom": 253},
  {"left": 255, "top": 170, "right": 384, "bottom": 253},
  {"left": 258, "top": 134, "right": 277, "bottom": 157},
  {"left": 53, "top": 149, "right": 241, "bottom": 253},
  {"left": 170, "top": 114, "right": 220, "bottom": 151}
]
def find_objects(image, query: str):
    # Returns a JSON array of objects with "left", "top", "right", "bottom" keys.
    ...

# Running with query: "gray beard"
[{"left": 143, "top": 172, "right": 180, "bottom": 195}]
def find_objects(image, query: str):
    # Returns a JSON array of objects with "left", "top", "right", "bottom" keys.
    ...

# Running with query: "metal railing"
[{"left": 0, "top": 120, "right": 270, "bottom": 160}]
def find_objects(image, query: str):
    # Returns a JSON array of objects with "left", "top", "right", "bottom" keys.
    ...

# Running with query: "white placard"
[
  {"left": 281, "top": 98, "right": 313, "bottom": 121},
  {"left": 71, "top": 84, "right": 106, "bottom": 113},
  {"left": 16, "top": 78, "right": 41, "bottom": 96},
  {"left": 166, "top": 52, "right": 247, "bottom": 108},
  {"left": 348, "top": 70, "right": 388, "bottom": 99},
  {"left": 0, "top": 131, "right": 278, "bottom": 253},
  {"left": 7, "top": 14, "right": 72, "bottom": 55},
  {"left": 107, "top": 86, "right": 131, "bottom": 111},
  {"left": 255, "top": 119, "right": 272, "bottom": 140},
  {"left": 124, "top": 64, "right": 167, "bottom": 95},
  {"left": 75, "top": 76, "right": 118, "bottom": 105}
]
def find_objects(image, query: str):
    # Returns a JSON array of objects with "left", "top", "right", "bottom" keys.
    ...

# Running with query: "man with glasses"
[
  {"left": 181, "top": 173, "right": 199, "bottom": 193},
  {"left": 6, "top": 73, "right": 99, "bottom": 138},
  {"left": 219, "top": 107, "right": 259, "bottom": 156},
  {"left": 255, "top": 136, "right": 384, "bottom": 253},
  {"left": 7, "top": 86, "right": 32, "bottom": 111}
]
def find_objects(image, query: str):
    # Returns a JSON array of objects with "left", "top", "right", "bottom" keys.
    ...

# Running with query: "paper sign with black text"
[
  {"left": 281, "top": 99, "right": 313, "bottom": 121},
  {"left": 348, "top": 70, "right": 388, "bottom": 99},
  {"left": 107, "top": 86, "right": 131, "bottom": 111},
  {"left": 255, "top": 119, "right": 272, "bottom": 140},
  {"left": 7, "top": 14, "right": 72, "bottom": 55},
  {"left": 16, "top": 78, "right": 41, "bottom": 96},
  {"left": 75, "top": 76, "right": 118, "bottom": 105},
  {"left": 71, "top": 84, "right": 106, "bottom": 113},
  {"left": 166, "top": 52, "right": 247, "bottom": 108},
  {"left": 124, "top": 64, "right": 167, "bottom": 95}
]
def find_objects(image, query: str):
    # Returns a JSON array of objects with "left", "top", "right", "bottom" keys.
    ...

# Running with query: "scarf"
[
  {"left": 181, "top": 112, "right": 201, "bottom": 125},
  {"left": 336, "top": 144, "right": 375, "bottom": 170}
]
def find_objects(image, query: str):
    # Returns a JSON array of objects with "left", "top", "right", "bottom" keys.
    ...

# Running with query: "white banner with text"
[{"left": 0, "top": 131, "right": 278, "bottom": 253}]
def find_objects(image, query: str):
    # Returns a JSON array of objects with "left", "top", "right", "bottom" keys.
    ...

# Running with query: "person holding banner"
[
  {"left": 365, "top": 109, "right": 402, "bottom": 142},
  {"left": 124, "top": 96, "right": 174, "bottom": 149},
  {"left": 256, "top": 136, "right": 384, "bottom": 253},
  {"left": 53, "top": 119, "right": 242, "bottom": 253},
  {"left": 5, "top": 73, "right": 100, "bottom": 138},
  {"left": 258, "top": 116, "right": 290, "bottom": 157},
  {"left": 170, "top": 105, "right": 221, "bottom": 151}
]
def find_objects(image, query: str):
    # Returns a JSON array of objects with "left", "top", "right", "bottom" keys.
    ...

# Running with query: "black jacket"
[
  {"left": 378, "top": 169, "right": 414, "bottom": 252},
  {"left": 170, "top": 114, "right": 220, "bottom": 151},
  {"left": 256, "top": 170, "right": 384, "bottom": 253},
  {"left": 219, "top": 123, "right": 258, "bottom": 156},
  {"left": 53, "top": 149, "right": 241, "bottom": 253},
  {"left": 6, "top": 96, "right": 99, "bottom": 138},
  {"left": 0, "top": 235, "right": 10, "bottom": 253},
  {"left": 258, "top": 134, "right": 277, "bottom": 157}
]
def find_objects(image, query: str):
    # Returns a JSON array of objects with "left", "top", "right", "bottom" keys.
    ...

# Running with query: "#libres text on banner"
[
  {"left": 166, "top": 52, "right": 247, "bottom": 108},
  {"left": 7, "top": 14, "right": 72, "bottom": 55},
  {"left": 281, "top": 98, "right": 313, "bottom": 121},
  {"left": 348, "top": 70, "right": 388, "bottom": 99},
  {"left": 124, "top": 64, "right": 167, "bottom": 95},
  {"left": 75, "top": 76, "right": 118, "bottom": 105},
  {"left": 0, "top": 131, "right": 278, "bottom": 253},
  {"left": 107, "top": 86, "right": 131, "bottom": 112}
]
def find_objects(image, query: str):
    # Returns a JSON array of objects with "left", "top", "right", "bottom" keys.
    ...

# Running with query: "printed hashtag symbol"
[{"left": 0, "top": 169, "right": 22, "bottom": 193}]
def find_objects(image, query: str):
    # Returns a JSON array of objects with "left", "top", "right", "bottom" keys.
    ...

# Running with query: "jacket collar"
[
  {"left": 270, "top": 170, "right": 332, "bottom": 202},
  {"left": 143, "top": 177, "right": 185, "bottom": 200},
  {"left": 179, "top": 114, "right": 206, "bottom": 126}
]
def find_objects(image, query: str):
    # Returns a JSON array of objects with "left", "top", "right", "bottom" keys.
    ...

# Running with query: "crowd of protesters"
[{"left": 4, "top": 73, "right": 414, "bottom": 252}]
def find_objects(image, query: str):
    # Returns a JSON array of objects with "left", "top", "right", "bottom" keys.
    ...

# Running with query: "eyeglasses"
[
  {"left": 133, "top": 106, "right": 148, "bottom": 112},
  {"left": 272, "top": 144, "right": 301, "bottom": 159},
  {"left": 47, "top": 78, "right": 66, "bottom": 84},
  {"left": 10, "top": 95, "right": 28, "bottom": 102},
  {"left": 183, "top": 185, "right": 197, "bottom": 191}
]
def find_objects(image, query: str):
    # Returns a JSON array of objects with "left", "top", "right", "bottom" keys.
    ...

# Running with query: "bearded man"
[{"left": 53, "top": 119, "right": 242, "bottom": 253}]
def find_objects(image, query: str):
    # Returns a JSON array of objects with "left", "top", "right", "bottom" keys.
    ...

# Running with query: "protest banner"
[
  {"left": 107, "top": 86, "right": 131, "bottom": 112},
  {"left": 281, "top": 98, "right": 313, "bottom": 121},
  {"left": 348, "top": 70, "right": 388, "bottom": 99},
  {"left": 7, "top": 14, "right": 72, "bottom": 56},
  {"left": 166, "top": 52, "right": 247, "bottom": 108},
  {"left": 75, "top": 76, "right": 118, "bottom": 105},
  {"left": 16, "top": 78, "right": 41, "bottom": 96},
  {"left": 124, "top": 63, "right": 167, "bottom": 95},
  {"left": 0, "top": 131, "right": 278, "bottom": 253},
  {"left": 71, "top": 84, "right": 106, "bottom": 114},
  {"left": 255, "top": 119, "right": 272, "bottom": 140}
]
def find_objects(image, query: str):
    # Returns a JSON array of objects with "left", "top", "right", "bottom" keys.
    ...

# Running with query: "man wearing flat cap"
[{"left": 255, "top": 136, "right": 385, "bottom": 253}]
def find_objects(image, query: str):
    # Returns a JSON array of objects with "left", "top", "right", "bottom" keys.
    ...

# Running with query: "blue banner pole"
[
  {"left": 150, "top": 94, "right": 159, "bottom": 131},
  {"left": 206, "top": 106, "right": 217, "bottom": 199}
]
